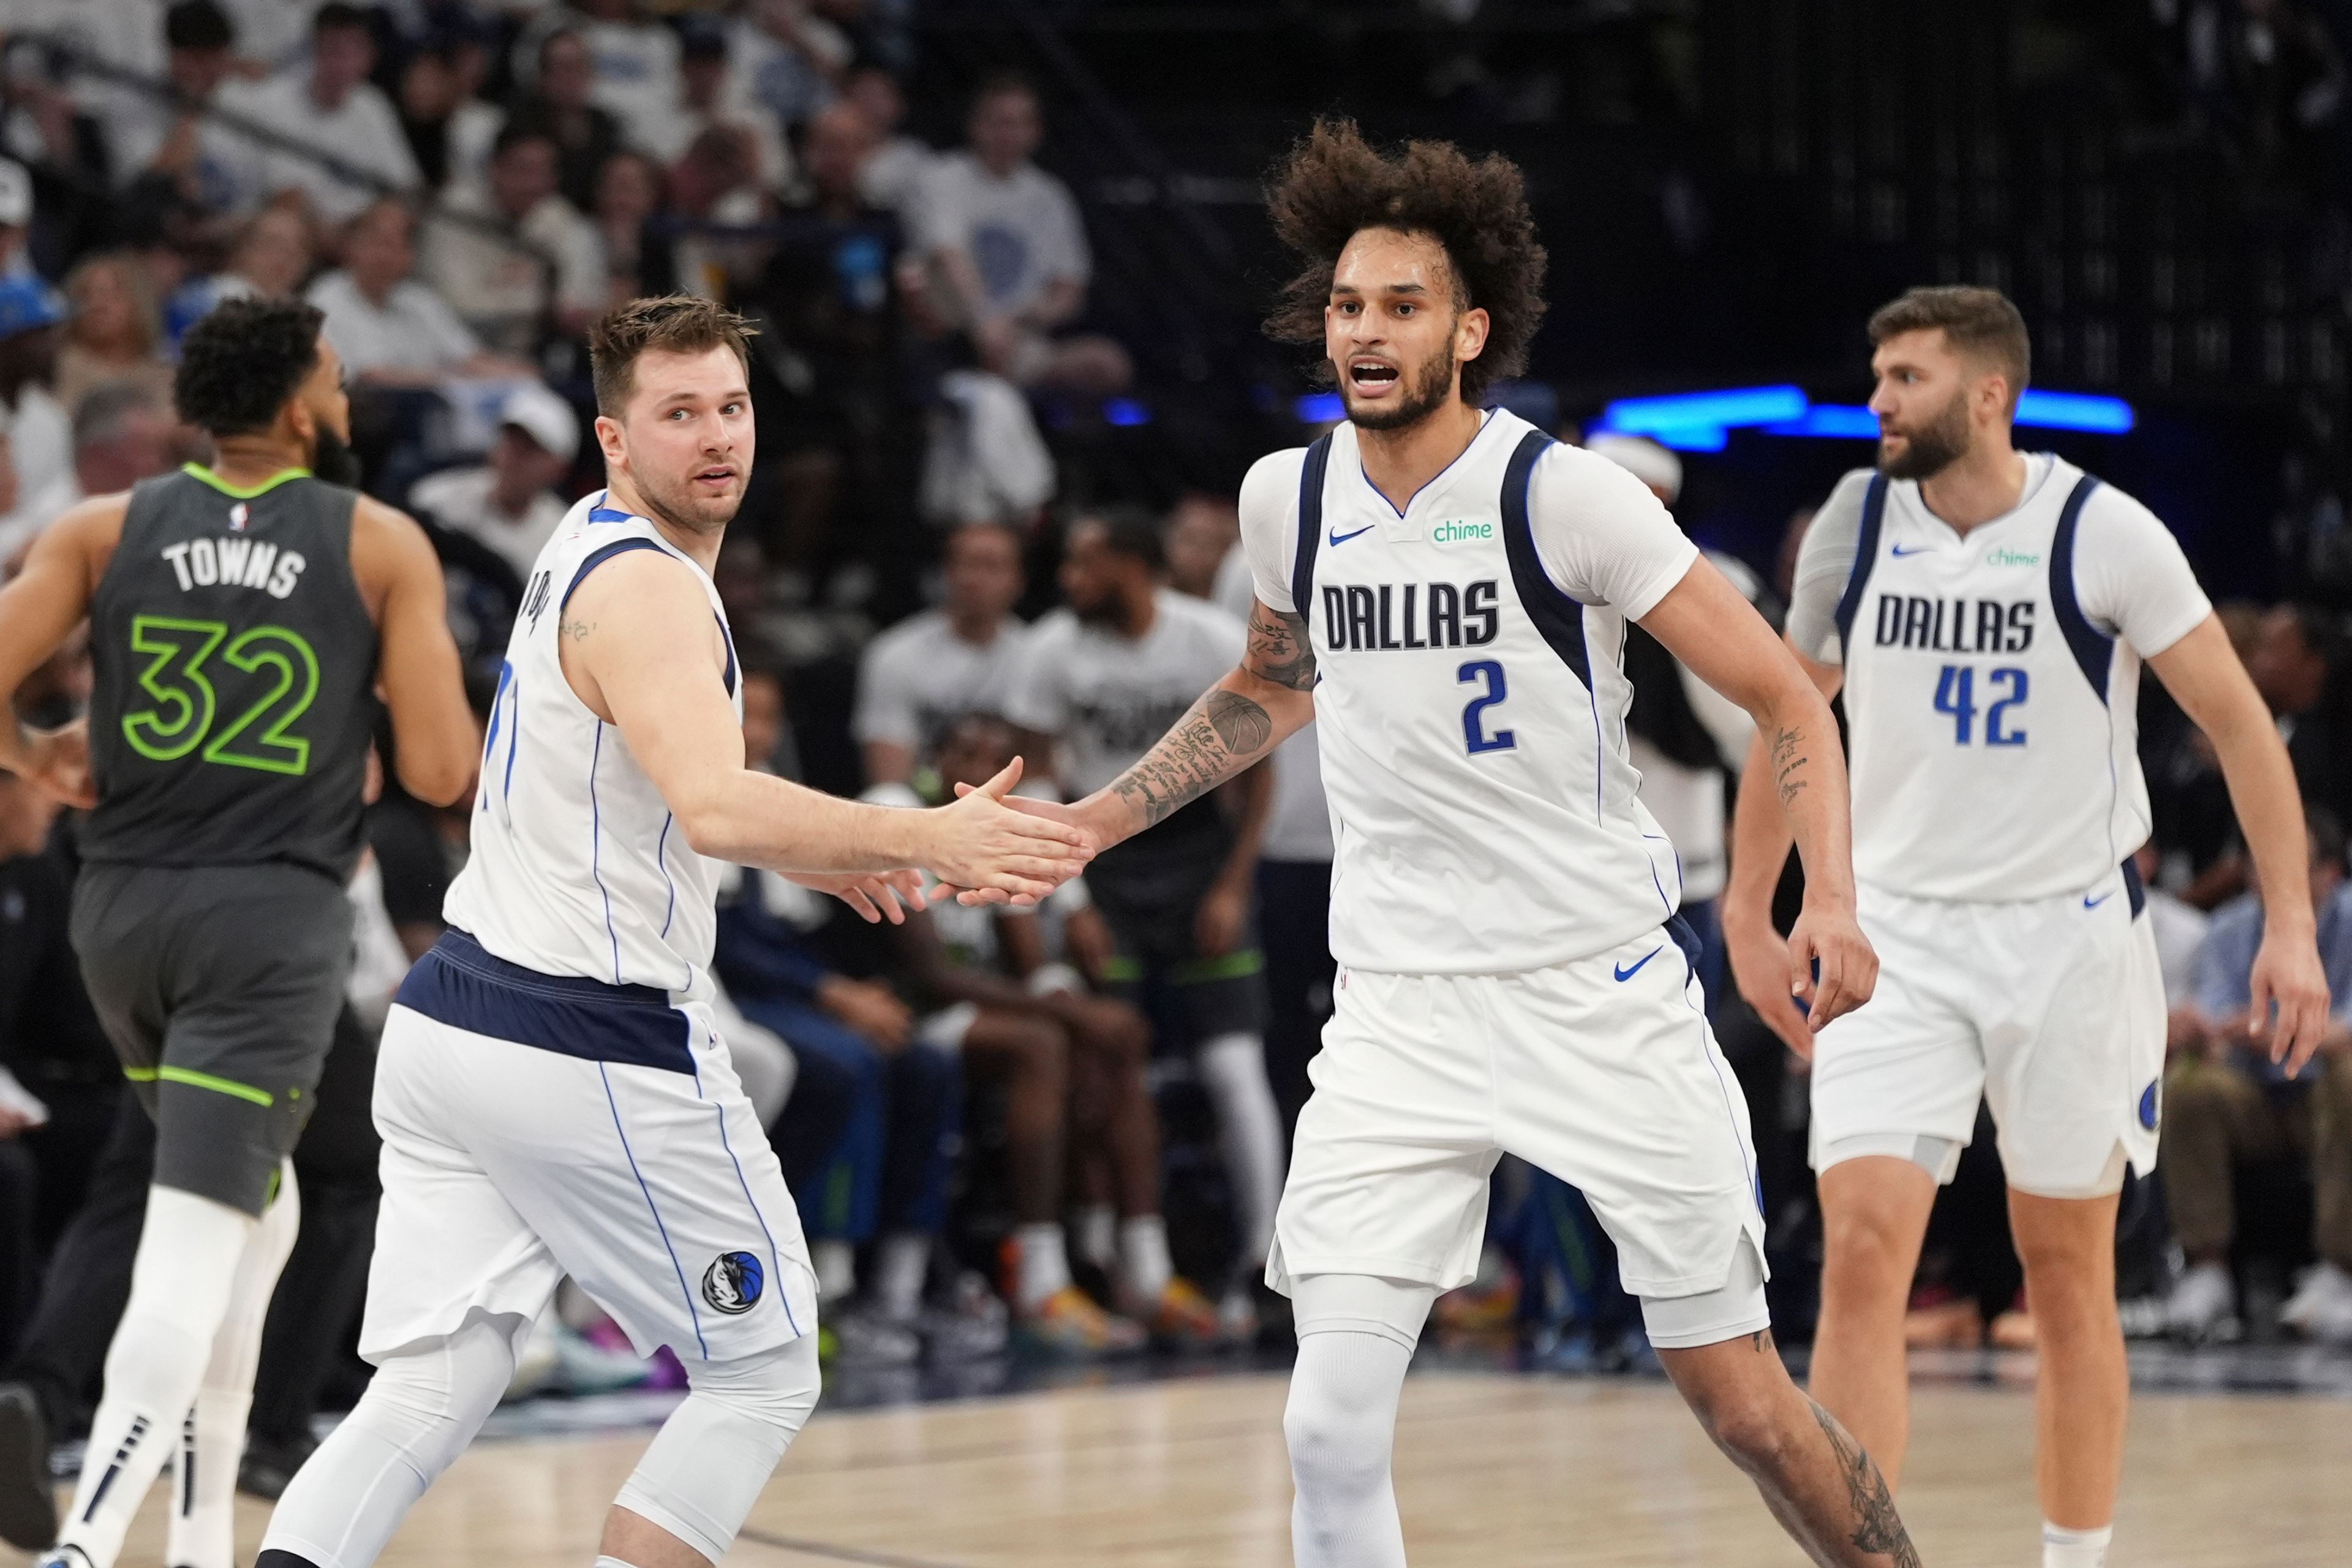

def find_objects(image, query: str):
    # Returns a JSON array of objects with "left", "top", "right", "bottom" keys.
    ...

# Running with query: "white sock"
[
  {"left": 1199, "top": 1033, "right": 1286, "bottom": 1261},
  {"left": 811, "top": 1238, "right": 856, "bottom": 1302},
  {"left": 1120, "top": 1215, "right": 1173, "bottom": 1304},
  {"left": 56, "top": 1186, "right": 257, "bottom": 1568},
  {"left": 170, "top": 1161, "right": 300, "bottom": 1568},
  {"left": 1075, "top": 1203, "right": 1117, "bottom": 1272},
  {"left": 1285, "top": 1327, "right": 1413, "bottom": 1568},
  {"left": 1015, "top": 1223, "right": 1071, "bottom": 1311},
  {"left": 874, "top": 1232, "right": 930, "bottom": 1322},
  {"left": 2043, "top": 1521, "right": 2112, "bottom": 1568}
]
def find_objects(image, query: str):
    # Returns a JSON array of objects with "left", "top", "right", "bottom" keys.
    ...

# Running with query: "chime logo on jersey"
[{"left": 702, "top": 1250, "right": 764, "bottom": 1314}]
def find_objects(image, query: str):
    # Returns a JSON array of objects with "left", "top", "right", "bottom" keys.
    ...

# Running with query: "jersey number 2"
[
  {"left": 122, "top": 616, "right": 322, "bottom": 774},
  {"left": 1459, "top": 660, "right": 1517, "bottom": 754},
  {"left": 1932, "top": 664, "right": 2028, "bottom": 746}
]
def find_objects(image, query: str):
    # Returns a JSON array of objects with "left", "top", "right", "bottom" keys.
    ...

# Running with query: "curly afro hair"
[
  {"left": 174, "top": 296, "right": 325, "bottom": 439},
  {"left": 1264, "top": 119, "right": 1547, "bottom": 409}
]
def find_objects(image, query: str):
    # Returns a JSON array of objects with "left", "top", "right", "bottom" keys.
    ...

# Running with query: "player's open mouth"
[
  {"left": 694, "top": 467, "right": 736, "bottom": 485},
  {"left": 1349, "top": 358, "right": 1399, "bottom": 390}
]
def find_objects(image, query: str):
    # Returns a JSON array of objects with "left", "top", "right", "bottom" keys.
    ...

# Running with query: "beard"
[
  {"left": 308, "top": 423, "right": 361, "bottom": 488},
  {"left": 1342, "top": 339, "right": 1459, "bottom": 433},
  {"left": 633, "top": 459, "right": 745, "bottom": 537},
  {"left": 1877, "top": 388, "right": 1973, "bottom": 481}
]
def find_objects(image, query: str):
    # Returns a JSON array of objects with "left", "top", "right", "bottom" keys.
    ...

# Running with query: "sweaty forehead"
[{"left": 1332, "top": 227, "right": 1457, "bottom": 296}]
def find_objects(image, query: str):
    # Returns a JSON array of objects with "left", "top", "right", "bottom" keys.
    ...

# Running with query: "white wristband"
[{"left": 1026, "top": 962, "right": 1085, "bottom": 998}]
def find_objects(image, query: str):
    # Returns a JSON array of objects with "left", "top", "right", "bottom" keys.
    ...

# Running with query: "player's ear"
[
  {"left": 1456, "top": 306, "right": 1490, "bottom": 363},
  {"left": 594, "top": 413, "right": 627, "bottom": 472}
]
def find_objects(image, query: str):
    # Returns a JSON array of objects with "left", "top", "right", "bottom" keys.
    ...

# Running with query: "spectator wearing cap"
[
  {"left": 53, "top": 253, "right": 175, "bottom": 418},
  {"left": 307, "top": 197, "right": 532, "bottom": 386},
  {"left": 0, "top": 275, "right": 69, "bottom": 508},
  {"left": 0, "top": 381, "right": 172, "bottom": 564},
  {"left": 108, "top": 1, "right": 258, "bottom": 222},
  {"left": 913, "top": 74, "right": 1129, "bottom": 397},
  {"left": 505, "top": 28, "right": 628, "bottom": 216},
  {"left": 1588, "top": 431, "right": 1771, "bottom": 1004},
  {"left": 636, "top": 21, "right": 794, "bottom": 195},
  {"left": 408, "top": 382, "right": 581, "bottom": 582},
  {"left": 224, "top": 3, "right": 421, "bottom": 225},
  {"left": 422, "top": 122, "right": 608, "bottom": 355}
]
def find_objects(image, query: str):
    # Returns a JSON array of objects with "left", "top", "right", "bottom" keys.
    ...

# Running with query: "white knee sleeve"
[
  {"left": 260, "top": 1310, "right": 524, "bottom": 1568},
  {"left": 614, "top": 1333, "right": 821, "bottom": 1564},
  {"left": 1199, "top": 1033, "right": 1286, "bottom": 1261},
  {"left": 1284, "top": 1275, "right": 1429, "bottom": 1568}
]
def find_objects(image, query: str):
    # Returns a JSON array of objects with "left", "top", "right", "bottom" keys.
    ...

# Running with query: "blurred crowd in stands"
[{"left": 1, "top": 1, "right": 2351, "bottom": 1504}]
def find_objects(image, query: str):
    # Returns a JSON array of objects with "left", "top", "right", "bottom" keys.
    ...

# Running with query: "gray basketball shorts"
[{"left": 72, "top": 861, "right": 353, "bottom": 1215}]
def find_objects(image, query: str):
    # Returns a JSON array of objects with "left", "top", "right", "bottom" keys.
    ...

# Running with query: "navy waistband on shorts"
[{"left": 394, "top": 929, "right": 695, "bottom": 1074}]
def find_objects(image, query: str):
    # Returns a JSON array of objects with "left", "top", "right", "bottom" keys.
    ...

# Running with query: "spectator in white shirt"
[
  {"left": 854, "top": 521, "right": 1033, "bottom": 788},
  {"left": 0, "top": 276, "right": 69, "bottom": 508},
  {"left": 108, "top": 0, "right": 259, "bottom": 221},
  {"left": 565, "top": 0, "right": 684, "bottom": 158},
  {"left": 162, "top": 200, "right": 317, "bottom": 353},
  {"left": 306, "top": 197, "right": 530, "bottom": 385},
  {"left": 846, "top": 64, "right": 934, "bottom": 224},
  {"left": 226, "top": 4, "right": 422, "bottom": 225},
  {"left": 636, "top": 20, "right": 795, "bottom": 195},
  {"left": 408, "top": 379, "right": 581, "bottom": 583},
  {"left": 916, "top": 74, "right": 1128, "bottom": 397},
  {"left": 421, "top": 121, "right": 608, "bottom": 355},
  {"left": 398, "top": 36, "right": 505, "bottom": 195},
  {"left": 727, "top": 0, "right": 851, "bottom": 131}
]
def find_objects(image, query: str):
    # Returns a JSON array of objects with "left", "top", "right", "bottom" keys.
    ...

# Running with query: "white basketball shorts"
[
  {"left": 1809, "top": 863, "right": 2167, "bottom": 1199},
  {"left": 360, "top": 931, "right": 819, "bottom": 1363},
  {"left": 1270, "top": 921, "right": 1767, "bottom": 1306}
]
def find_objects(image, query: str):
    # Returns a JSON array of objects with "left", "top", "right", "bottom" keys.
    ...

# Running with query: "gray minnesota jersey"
[{"left": 1789, "top": 455, "right": 2211, "bottom": 903}]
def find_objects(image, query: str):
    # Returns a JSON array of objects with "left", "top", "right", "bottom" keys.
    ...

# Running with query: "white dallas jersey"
[
  {"left": 1787, "top": 454, "right": 2212, "bottom": 903},
  {"left": 1242, "top": 410, "right": 1701, "bottom": 975},
  {"left": 444, "top": 491, "right": 741, "bottom": 999}
]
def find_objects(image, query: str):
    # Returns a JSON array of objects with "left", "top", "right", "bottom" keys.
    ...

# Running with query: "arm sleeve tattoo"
[{"left": 1102, "top": 601, "right": 1310, "bottom": 830}]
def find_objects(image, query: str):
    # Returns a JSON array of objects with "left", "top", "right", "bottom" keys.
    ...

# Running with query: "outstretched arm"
[
  {"left": 0, "top": 498, "right": 124, "bottom": 805},
  {"left": 1641, "top": 557, "right": 1874, "bottom": 1048},
  {"left": 1069, "top": 597, "right": 1317, "bottom": 852},
  {"left": 562, "top": 551, "right": 1091, "bottom": 907},
  {"left": 2149, "top": 613, "right": 2331, "bottom": 1074}
]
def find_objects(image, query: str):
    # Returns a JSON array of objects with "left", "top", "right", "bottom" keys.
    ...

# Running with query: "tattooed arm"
[
  {"left": 1073, "top": 598, "right": 1319, "bottom": 854},
  {"left": 1638, "top": 557, "right": 1875, "bottom": 1047}
]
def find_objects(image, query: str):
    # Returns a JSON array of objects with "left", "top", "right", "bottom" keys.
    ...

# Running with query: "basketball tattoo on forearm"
[{"left": 1106, "top": 606, "right": 1307, "bottom": 829}]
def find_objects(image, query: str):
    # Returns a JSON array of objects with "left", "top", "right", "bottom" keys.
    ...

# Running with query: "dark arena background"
[{"left": 1, "top": 2, "right": 2350, "bottom": 1563}]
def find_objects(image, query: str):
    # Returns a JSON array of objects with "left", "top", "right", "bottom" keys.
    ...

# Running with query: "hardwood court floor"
[{"left": 34, "top": 1370, "right": 2352, "bottom": 1566}]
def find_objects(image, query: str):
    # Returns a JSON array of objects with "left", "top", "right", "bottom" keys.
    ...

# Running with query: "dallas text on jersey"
[
  {"left": 1871, "top": 594, "right": 2035, "bottom": 655},
  {"left": 1318, "top": 579, "right": 1502, "bottom": 654}
]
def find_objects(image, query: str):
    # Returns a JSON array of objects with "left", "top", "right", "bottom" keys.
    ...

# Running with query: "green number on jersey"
[{"left": 121, "top": 616, "right": 322, "bottom": 775}]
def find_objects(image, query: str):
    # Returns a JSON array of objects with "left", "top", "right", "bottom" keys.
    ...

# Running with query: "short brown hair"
[
  {"left": 1868, "top": 286, "right": 2030, "bottom": 411},
  {"left": 1264, "top": 119, "right": 1547, "bottom": 409},
  {"left": 588, "top": 295, "right": 756, "bottom": 417}
]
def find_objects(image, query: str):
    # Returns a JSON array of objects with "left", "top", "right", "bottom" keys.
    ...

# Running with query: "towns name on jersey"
[
  {"left": 159, "top": 535, "right": 307, "bottom": 600},
  {"left": 1319, "top": 580, "right": 1502, "bottom": 653},
  {"left": 1872, "top": 594, "right": 2035, "bottom": 654}
]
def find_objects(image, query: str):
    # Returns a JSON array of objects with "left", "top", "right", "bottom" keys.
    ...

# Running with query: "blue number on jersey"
[
  {"left": 1935, "top": 665, "right": 2029, "bottom": 746},
  {"left": 1458, "top": 660, "right": 1517, "bottom": 754}
]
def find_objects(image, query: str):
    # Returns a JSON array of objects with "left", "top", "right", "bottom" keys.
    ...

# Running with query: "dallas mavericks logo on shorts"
[
  {"left": 2138, "top": 1080, "right": 2161, "bottom": 1132},
  {"left": 703, "top": 1250, "right": 765, "bottom": 1315}
]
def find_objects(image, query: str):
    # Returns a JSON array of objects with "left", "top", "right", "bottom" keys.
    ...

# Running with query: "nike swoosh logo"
[
  {"left": 1614, "top": 945, "right": 1664, "bottom": 982},
  {"left": 1890, "top": 544, "right": 1934, "bottom": 556},
  {"left": 2083, "top": 891, "right": 2114, "bottom": 909},
  {"left": 1328, "top": 524, "right": 1375, "bottom": 546}
]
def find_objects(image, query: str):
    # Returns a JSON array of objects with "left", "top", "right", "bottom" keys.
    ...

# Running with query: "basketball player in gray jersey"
[{"left": 0, "top": 297, "right": 478, "bottom": 1568}]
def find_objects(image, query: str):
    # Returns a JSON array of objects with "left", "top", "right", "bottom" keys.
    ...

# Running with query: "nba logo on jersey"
[
  {"left": 703, "top": 1251, "right": 765, "bottom": 1314},
  {"left": 228, "top": 502, "right": 249, "bottom": 531}
]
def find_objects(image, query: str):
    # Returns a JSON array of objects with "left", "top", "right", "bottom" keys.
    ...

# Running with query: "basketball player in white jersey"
[
  {"left": 1725, "top": 285, "right": 2331, "bottom": 1568},
  {"left": 965, "top": 120, "right": 1921, "bottom": 1566},
  {"left": 256, "top": 297, "right": 1092, "bottom": 1568}
]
